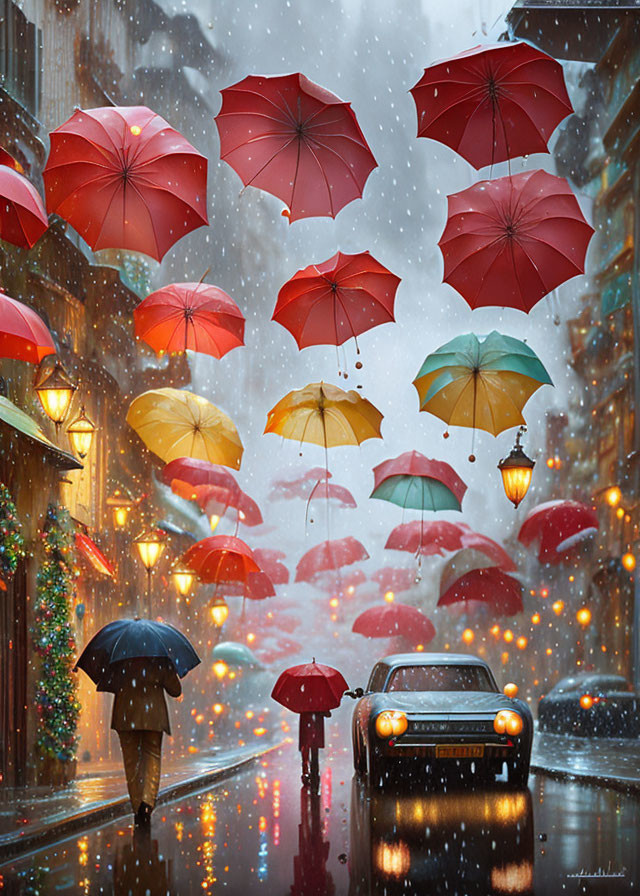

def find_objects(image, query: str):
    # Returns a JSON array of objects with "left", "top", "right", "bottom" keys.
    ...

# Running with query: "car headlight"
[
  {"left": 494, "top": 709, "right": 523, "bottom": 736},
  {"left": 375, "top": 711, "right": 408, "bottom": 738}
]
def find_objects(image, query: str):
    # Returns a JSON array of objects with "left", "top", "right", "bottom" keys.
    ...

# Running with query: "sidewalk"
[
  {"left": 0, "top": 739, "right": 286, "bottom": 862},
  {"left": 531, "top": 729, "right": 640, "bottom": 794}
]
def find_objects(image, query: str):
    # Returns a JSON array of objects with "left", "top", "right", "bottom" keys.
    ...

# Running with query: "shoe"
[{"left": 134, "top": 802, "right": 152, "bottom": 826}]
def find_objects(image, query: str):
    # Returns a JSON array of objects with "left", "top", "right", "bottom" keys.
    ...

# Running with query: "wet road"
[{"left": 1, "top": 728, "right": 638, "bottom": 895}]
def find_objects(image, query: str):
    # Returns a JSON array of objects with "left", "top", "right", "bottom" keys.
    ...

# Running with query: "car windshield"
[{"left": 385, "top": 664, "right": 495, "bottom": 693}]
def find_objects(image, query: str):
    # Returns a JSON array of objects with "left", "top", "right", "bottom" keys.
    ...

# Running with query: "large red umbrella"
[
  {"left": 215, "top": 73, "right": 377, "bottom": 222},
  {"left": 438, "top": 567, "right": 524, "bottom": 616},
  {"left": 43, "top": 106, "right": 208, "bottom": 261},
  {"left": 134, "top": 282, "right": 244, "bottom": 358},
  {"left": 253, "top": 549, "right": 290, "bottom": 585},
  {"left": 295, "top": 537, "right": 369, "bottom": 583},
  {"left": 410, "top": 41, "right": 573, "bottom": 169},
  {"left": 439, "top": 169, "right": 593, "bottom": 312},
  {"left": 194, "top": 483, "right": 263, "bottom": 528},
  {"left": 272, "top": 251, "right": 400, "bottom": 349},
  {"left": 182, "top": 535, "right": 259, "bottom": 585},
  {"left": 0, "top": 167, "right": 48, "bottom": 248},
  {"left": 161, "top": 458, "right": 238, "bottom": 501},
  {"left": 385, "top": 520, "right": 469, "bottom": 557},
  {"left": 352, "top": 604, "right": 436, "bottom": 644},
  {"left": 371, "top": 567, "right": 416, "bottom": 594},
  {"left": 518, "top": 499, "right": 599, "bottom": 565},
  {"left": 271, "top": 660, "right": 348, "bottom": 713},
  {"left": 0, "top": 289, "right": 56, "bottom": 363}
]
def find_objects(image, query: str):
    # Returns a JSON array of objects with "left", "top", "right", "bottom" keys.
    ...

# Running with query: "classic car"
[
  {"left": 538, "top": 672, "right": 639, "bottom": 737},
  {"left": 349, "top": 653, "right": 533, "bottom": 788}
]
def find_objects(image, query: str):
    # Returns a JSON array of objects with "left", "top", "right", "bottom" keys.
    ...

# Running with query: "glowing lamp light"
[
  {"left": 384, "top": 590, "right": 395, "bottom": 604},
  {"left": 246, "top": 632, "right": 256, "bottom": 644},
  {"left": 130, "top": 124, "right": 142, "bottom": 136},
  {"left": 497, "top": 427, "right": 535, "bottom": 508},
  {"left": 490, "top": 624, "right": 500, "bottom": 637},
  {"left": 531, "top": 613, "right": 541, "bottom": 625},
  {"left": 35, "top": 359, "right": 77, "bottom": 428},
  {"left": 374, "top": 840, "right": 411, "bottom": 877},
  {"left": 329, "top": 597, "right": 339, "bottom": 608},
  {"left": 461, "top": 628, "right": 474, "bottom": 645},
  {"left": 504, "top": 682, "right": 519, "bottom": 698},
  {"left": 552, "top": 600, "right": 564, "bottom": 616},
  {"left": 171, "top": 563, "right": 196, "bottom": 597},
  {"left": 605, "top": 486, "right": 622, "bottom": 507},
  {"left": 346, "top": 585, "right": 355, "bottom": 596},
  {"left": 503, "top": 629, "right": 514, "bottom": 643},
  {"left": 66, "top": 406, "right": 96, "bottom": 459},
  {"left": 616, "top": 507, "right": 625, "bottom": 520},
  {"left": 580, "top": 693, "right": 593, "bottom": 710},
  {"left": 493, "top": 710, "right": 523, "bottom": 736},
  {"left": 213, "top": 703, "right": 224, "bottom": 715},
  {"left": 134, "top": 528, "right": 165, "bottom": 571},
  {"left": 209, "top": 514, "right": 221, "bottom": 532},
  {"left": 576, "top": 607, "right": 592, "bottom": 627},
  {"left": 107, "top": 490, "right": 135, "bottom": 529},
  {"left": 622, "top": 552, "right": 636, "bottom": 572},
  {"left": 540, "top": 588, "right": 549, "bottom": 598},
  {"left": 210, "top": 596, "right": 229, "bottom": 628},
  {"left": 375, "top": 711, "right": 407, "bottom": 738},
  {"left": 213, "top": 660, "right": 228, "bottom": 680}
]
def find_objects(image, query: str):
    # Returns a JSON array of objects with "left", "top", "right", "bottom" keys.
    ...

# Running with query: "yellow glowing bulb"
[
  {"left": 490, "top": 624, "right": 500, "bottom": 637},
  {"left": 114, "top": 506, "right": 129, "bottom": 528},
  {"left": 346, "top": 585, "right": 355, "bottom": 595},
  {"left": 246, "top": 632, "right": 256, "bottom": 644},
  {"left": 329, "top": 597, "right": 339, "bottom": 608},
  {"left": 605, "top": 486, "right": 622, "bottom": 507},
  {"left": 580, "top": 693, "right": 593, "bottom": 710},
  {"left": 576, "top": 607, "right": 592, "bottom": 626},
  {"left": 531, "top": 613, "right": 540, "bottom": 625},
  {"left": 210, "top": 514, "right": 221, "bottom": 532},
  {"left": 616, "top": 507, "right": 625, "bottom": 519},
  {"left": 552, "top": 600, "right": 564, "bottom": 616},
  {"left": 213, "top": 661, "right": 228, "bottom": 679},
  {"left": 504, "top": 682, "right": 519, "bottom": 698},
  {"left": 462, "top": 628, "right": 474, "bottom": 645},
  {"left": 622, "top": 552, "right": 636, "bottom": 572},
  {"left": 210, "top": 598, "right": 229, "bottom": 627},
  {"left": 130, "top": 124, "right": 142, "bottom": 136},
  {"left": 503, "top": 629, "right": 514, "bottom": 643},
  {"left": 516, "top": 636, "right": 528, "bottom": 650},
  {"left": 384, "top": 590, "right": 395, "bottom": 603},
  {"left": 213, "top": 703, "right": 223, "bottom": 714}
]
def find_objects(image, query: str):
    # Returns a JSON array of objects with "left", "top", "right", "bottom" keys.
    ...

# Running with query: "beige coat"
[{"left": 111, "top": 661, "right": 182, "bottom": 735}]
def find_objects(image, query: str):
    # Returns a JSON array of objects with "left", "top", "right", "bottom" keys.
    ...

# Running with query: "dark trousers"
[{"left": 118, "top": 730, "right": 163, "bottom": 812}]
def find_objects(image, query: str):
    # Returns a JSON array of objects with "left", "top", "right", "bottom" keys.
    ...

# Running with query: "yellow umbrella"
[
  {"left": 126, "top": 388, "right": 243, "bottom": 469},
  {"left": 264, "top": 382, "right": 383, "bottom": 448}
]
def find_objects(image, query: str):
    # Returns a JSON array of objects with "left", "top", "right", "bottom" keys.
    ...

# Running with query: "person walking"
[{"left": 299, "top": 710, "right": 330, "bottom": 786}]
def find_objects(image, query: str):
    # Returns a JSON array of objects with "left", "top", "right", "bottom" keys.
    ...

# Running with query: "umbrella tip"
[{"left": 312, "top": 656, "right": 316, "bottom": 664}]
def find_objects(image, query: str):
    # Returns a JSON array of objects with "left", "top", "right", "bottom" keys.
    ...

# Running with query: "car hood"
[{"left": 360, "top": 690, "right": 529, "bottom": 716}]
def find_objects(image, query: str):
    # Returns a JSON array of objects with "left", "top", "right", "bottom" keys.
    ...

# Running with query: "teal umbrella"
[
  {"left": 212, "top": 641, "right": 263, "bottom": 669},
  {"left": 370, "top": 451, "right": 466, "bottom": 512}
]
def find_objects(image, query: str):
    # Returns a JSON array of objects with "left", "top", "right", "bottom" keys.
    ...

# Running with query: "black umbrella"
[{"left": 75, "top": 618, "right": 200, "bottom": 689}]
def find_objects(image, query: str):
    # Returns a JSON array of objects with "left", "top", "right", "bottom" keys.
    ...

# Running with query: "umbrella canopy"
[
  {"left": 161, "top": 458, "right": 239, "bottom": 501},
  {"left": 413, "top": 331, "right": 553, "bottom": 436},
  {"left": 410, "top": 42, "right": 572, "bottom": 169},
  {"left": 271, "top": 660, "right": 348, "bottom": 713},
  {"left": 212, "top": 641, "right": 263, "bottom": 668},
  {"left": 127, "top": 388, "right": 243, "bottom": 469},
  {"left": 43, "top": 105, "right": 208, "bottom": 261},
  {"left": 296, "top": 537, "right": 369, "bottom": 584},
  {"left": 270, "top": 467, "right": 332, "bottom": 500},
  {"left": 439, "top": 547, "right": 502, "bottom": 596},
  {"left": 182, "top": 535, "right": 260, "bottom": 586},
  {"left": 74, "top": 618, "right": 200, "bottom": 686},
  {"left": 439, "top": 170, "right": 593, "bottom": 312},
  {"left": 0, "top": 288, "right": 56, "bottom": 363},
  {"left": 272, "top": 251, "right": 400, "bottom": 349},
  {"left": 215, "top": 73, "right": 377, "bottom": 222},
  {"left": 134, "top": 282, "right": 245, "bottom": 358},
  {"left": 371, "top": 567, "right": 416, "bottom": 594},
  {"left": 460, "top": 530, "right": 517, "bottom": 572},
  {"left": 193, "top": 483, "right": 263, "bottom": 527},
  {"left": 518, "top": 499, "right": 599, "bottom": 565},
  {"left": 253, "top": 549, "right": 290, "bottom": 585},
  {"left": 371, "top": 451, "right": 467, "bottom": 511},
  {"left": 385, "top": 520, "right": 469, "bottom": 556},
  {"left": 308, "top": 479, "right": 357, "bottom": 509},
  {"left": 352, "top": 604, "right": 436, "bottom": 644},
  {"left": 265, "top": 382, "right": 383, "bottom": 448},
  {"left": 220, "top": 571, "right": 276, "bottom": 601},
  {"left": 438, "top": 567, "right": 524, "bottom": 616},
  {"left": 0, "top": 166, "right": 48, "bottom": 248}
]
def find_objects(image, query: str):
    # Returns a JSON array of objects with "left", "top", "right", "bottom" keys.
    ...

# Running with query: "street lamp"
[
  {"left": 107, "top": 489, "right": 135, "bottom": 529},
  {"left": 171, "top": 563, "right": 196, "bottom": 599},
  {"left": 498, "top": 426, "right": 535, "bottom": 508},
  {"left": 35, "top": 359, "right": 77, "bottom": 432},
  {"left": 134, "top": 527, "right": 165, "bottom": 614},
  {"left": 66, "top": 406, "right": 96, "bottom": 459},
  {"left": 210, "top": 596, "right": 229, "bottom": 628}
]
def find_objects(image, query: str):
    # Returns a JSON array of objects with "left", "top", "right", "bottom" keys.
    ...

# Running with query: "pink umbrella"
[
  {"left": 518, "top": 499, "right": 599, "bottom": 565},
  {"left": 385, "top": 520, "right": 469, "bottom": 557},
  {"left": 253, "top": 549, "right": 290, "bottom": 585},
  {"left": 295, "top": 537, "right": 369, "bottom": 583},
  {"left": 352, "top": 604, "right": 436, "bottom": 644}
]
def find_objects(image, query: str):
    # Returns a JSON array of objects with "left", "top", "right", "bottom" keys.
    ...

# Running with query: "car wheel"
[{"left": 507, "top": 758, "right": 529, "bottom": 788}]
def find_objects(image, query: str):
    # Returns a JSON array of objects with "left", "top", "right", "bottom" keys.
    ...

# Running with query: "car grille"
[{"left": 409, "top": 720, "right": 495, "bottom": 735}]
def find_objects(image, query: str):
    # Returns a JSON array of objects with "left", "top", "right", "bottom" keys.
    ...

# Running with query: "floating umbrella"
[
  {"left": 194, "top": 483, "right": 263, "bottom": 528},
  {"left": 352, "top": 604, "right": 436, "bottom": 644},
  {"left": 371, "top": 567, "right": 416, "bottom": 595},
  {"left": 439, "top": 170, "right": 593, "bottom": 312},
  {"left": 127, "top": 388, "right": 243, "bottom": 469},
  {"left": 272, "top": 250, "right": 400, "bottom": 351},
  {"left": 438, "top": 566, "right": 524, "bottom": 616},
  {"left": 308, "top": 479, "right": 357, "bottom": 509},
  {"left": 269, "top": 467, "right": 332, "bottom": 500},
  {"left": 460, "top": 530, "right": 517, "bottom": 572},
  {"left": 215, "top": 73, "right": 376, "bottom": 222},
  {"left": 44, "top": 105, "right": 208, "bottom": 260},
  {"left": 161, "top": 458, "right": 239, "bottom": 501},
  {"left": 212, "top": 641, "right": 263, "bottom": 669},
  {"left": 134, "top": 282, "right": 245, "bottom": 358},
  {"left": 181, "top": 535, "right": 259, "bottom": 586},
  {"left": 413, "top": 331, "right": 553, "bottom": 448},
  {"left": 271, "top": 660, "right": 348, "bottom": 713},
  {"left": 0, "top": 166, "right": 48, "bottom": 248},
  {"left": 385, "top": 520, "right": 469, "bottom": 557},
  {"left": 0, "top": 288, "right": 56, "bottom": 363},
  {"left": 217, "top": 571, "right": 275, "bottom": 601},
  {"left": 410, "top": 42, "right": 572, "bottom": 169},
  {"left": 295, "top": 537, "right": 369, "bottom": 584},
  {"left": 440, "top": 547, "right": 501, "bottom": 593},
  {"left": 371, "top": 451, "right": 467, "bottom": 512},
  {"left": 518, "top": 499, "right": 599, "bottom": 565},
  {"left": 253, "top": 549, "right": 290, "bottom": 585}
]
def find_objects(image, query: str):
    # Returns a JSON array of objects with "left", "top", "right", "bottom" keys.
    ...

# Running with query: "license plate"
[{"left": 436, "top": 744, "right": 484, "bottom": 759}]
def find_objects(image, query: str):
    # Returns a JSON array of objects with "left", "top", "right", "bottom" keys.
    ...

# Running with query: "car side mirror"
[{"left": 344, "top": 687, "right": 364, "bottom": 699}]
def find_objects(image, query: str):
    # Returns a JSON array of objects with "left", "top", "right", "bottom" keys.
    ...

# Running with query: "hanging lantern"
[
  {"left": 171, "top": 563, "right": 196, "bottom": 597},
  {"left": 209, "top": 514, "right": 221, "bottom": 532},
  {"left": 66, "top": 406, "right": 96, "bottom": 459},
  {"left": 498, "top": 426, "right": 535, "bottom": 508},
  {"left": 210, "top": 596, "right": 229, "bottom": 627},
  {"left": 134, "top": 527, "right": 166, "bottom": 572},
  {"left": 107, "top": 489, "right": 135, "bottom": 529},
  {"left": 35, "top": 359, "right": 77, "bottom": 429}
]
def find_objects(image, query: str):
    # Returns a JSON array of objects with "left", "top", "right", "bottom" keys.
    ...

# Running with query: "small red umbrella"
[
  {"left": 134, "top": 282, "right": 244, "bottom": 358},
  {"left": 215, "top": 73, "right": 377, "bottom": 222},
  {"left": 371, "top": 567, "right": 416, "bottom": 594},
  {"left": 439, "top": 169, "right": 594, "bottom": 312},
  {"left": 352, "top": 604, "right": 436, "bottom": 644},
  {"left": 459, "top": 531, "right": 517, "bottom": 572},
  {"left": 308, "top": 479, "right": 357, "bottom": 509},
  {"left": 438, "top": 567, "right": 524, "bottom": 616},
  {"left": 0, "top": 288, "right": 56, "bottom": 363},
  {"left": 271, "top": 660, "right": 348, "bottom": 713},
  {"left": 253, "top": 549, "right": 290, "bottom": 585},
  {"left": 385, "top": 520, "right": 469, "bottom": 557},
  {"left": 0, "top": 167, "right": 48, "bottom": 248},
  {"left": 44, "top": 105, "right": 208, "bottom": 261},
  {"left": 161, "top": 458, "right": 238, "bottom": 502},
  {"left": 410, "top": 41, "right": 573, "bottom": 169},
  {"left": 270, "top": 468, "right": 332, "bottom": 500},
  {"left": 272, "top": 251, "right": 400, "bottom": 349},
  {"left": 194, "top": 483, "right": 263, "bottom": 528},
  {"left": 518, "top": 499, "right": 599, "bottom": 565},
  {"left": 182, "top": 535, "right": 259, "bottom": 585},
  {"left": 295, "top": 537, "right": 369, "bottom": 584},
  {"left": 371, "top": 451, "right": 467, "bottom": 512}
]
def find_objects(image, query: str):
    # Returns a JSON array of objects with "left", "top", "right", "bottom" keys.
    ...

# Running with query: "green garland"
[
  {"left": 33, "top": 504, "right": 80, "bottom": 763},
  {"left": 0, "top": 481, "right": 25, "bottom": 583}
]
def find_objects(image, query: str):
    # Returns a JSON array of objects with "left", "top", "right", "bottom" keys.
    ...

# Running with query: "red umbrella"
[
  {"left": 271, "top": 660, "right": 348, "bottom": 713},
  {"left": 385, "top": 520, "right": 469, "bottom": 557},
  {"left": 161, "top": 458, "right": 238, "bottom": 501},
  {"left": 438, "top": 567, "right": 524, "bottom": 616},
  {"left": 0, "top": 167, "right": 48, "bottom": 248},
  {"left": 253, "top": 549, "right": 290, "bottom": 585},
  {"left": 308, "top": 479, "right": 357, "bottom": 509},
  {"left": 0, "top": 288, "right": 56, "bottom": 363},
  {"left": 371, "top": 451, "right": 467, "bottom": 511},
  {"left": 270, "top": 468, "right": 332, "bottom": 500},
  {"left": 410, "top": 41, "right": 573, "bottom": 169},
  {"left": 43, "top": 105, "right": 208, "bottom": 261},
  {"left": 219, "top": 571, "right": 275, "bottom": 601},
  {"left": 352, "top": 604, "right": 436, "bottom": 644},
  {"left": 194, "top": 484, "right": 263, "bottom": 527},
  {"left": 295, "top": 537, "right": 369, "bottom": 583},
  {"left": 439, "top": 170, "right": 594, "bottom": 312},
  {"left": 215, "top": 73, "right": 377, "bottom": 222},
  {"left": 272, "top": 251, "right": 400, "bottom": 349},
  {"left": 371, "top": 567, "right": 416, "bottom": 594},
  {"left": 518, "top": 499, "right": 599, "bottom": 565},
  {"left": 459, "top": 531, "right": 517, "bottom": 572},
  {"left": 134, "top": 282, "right": 244, "bottom": 358},
  {"left": 182, "top": 535, "right": 259, "bottom": 585}
]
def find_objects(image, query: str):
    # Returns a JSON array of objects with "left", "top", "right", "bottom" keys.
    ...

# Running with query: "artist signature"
[{"left": 567, "top": 863, "right": 626, "bottom": 880}]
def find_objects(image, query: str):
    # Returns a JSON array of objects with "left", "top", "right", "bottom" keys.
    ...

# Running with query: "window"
[
  {"left": 0, "top": 1, "right": 42, "bottom": 118},
  {"left": 385, "top": 665, "right": 496, "bottom": 693}
]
